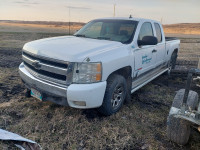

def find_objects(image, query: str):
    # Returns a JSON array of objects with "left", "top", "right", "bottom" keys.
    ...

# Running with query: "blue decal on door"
[{"left": 142, "top": 55, "right": 152, "bottom": 64}]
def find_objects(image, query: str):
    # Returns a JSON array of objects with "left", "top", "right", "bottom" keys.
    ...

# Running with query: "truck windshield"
[{"left": 74, "top": 19, "right": 138, "bottom": 44}]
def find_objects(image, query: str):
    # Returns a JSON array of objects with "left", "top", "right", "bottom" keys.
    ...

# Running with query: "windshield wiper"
[
  {"left": 97, "top": 37, "right": 110, "bottom": 40},
  {"left": 74, "top": 34, "right": 86, "bottom": 37}
]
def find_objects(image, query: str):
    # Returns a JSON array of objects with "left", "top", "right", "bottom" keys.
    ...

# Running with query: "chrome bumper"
[
  {"left": 19, "top": 62, "right": 107, "bottom": 108},
  {"left": 19, "top": 63, "right": 68, "bottom": 105}
]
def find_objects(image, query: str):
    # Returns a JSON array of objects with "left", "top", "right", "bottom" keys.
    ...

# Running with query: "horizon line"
[{"left": 0, "top": 19, "right": 200, "bottom": 25}]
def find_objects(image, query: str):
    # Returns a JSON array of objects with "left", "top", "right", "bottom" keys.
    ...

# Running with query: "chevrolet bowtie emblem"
[{"left": 32, "top": 60, "right": 41, "bottom": 69}]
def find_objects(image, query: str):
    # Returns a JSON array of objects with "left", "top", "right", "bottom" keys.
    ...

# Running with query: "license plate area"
[{"left": 31, "top": 88, "right": 42, "bottom": 101}]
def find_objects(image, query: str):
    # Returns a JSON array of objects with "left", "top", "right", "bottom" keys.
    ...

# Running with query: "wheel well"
[
  {"left": 173, "top": 49, "right": 178, "bottom": 55},
  {"left": 172, "top": 48, "right": 178, "bottom": 59},
  {"left": 107, "top": 66, "right": 132, "bottom": 80},
  {"left": 107, "top": 66, "right": 132, "bottom": 102}
]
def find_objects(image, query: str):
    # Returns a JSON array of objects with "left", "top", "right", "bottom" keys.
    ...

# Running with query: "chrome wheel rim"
[{"left": 111, "top": 84, "right": 124, "bottom": 110}]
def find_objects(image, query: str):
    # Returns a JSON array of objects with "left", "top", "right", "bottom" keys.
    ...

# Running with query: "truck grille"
[{"left": 22, "top": 51, "right": 68, "bottom": 86}]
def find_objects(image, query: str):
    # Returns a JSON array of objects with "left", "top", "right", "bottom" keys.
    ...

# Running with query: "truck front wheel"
[{"left": 98, "top": 74, "right": 127, "bottom": 116}]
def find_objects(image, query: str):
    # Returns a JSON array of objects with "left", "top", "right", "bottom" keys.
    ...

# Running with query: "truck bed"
[{"left": 165, "top": 37, "right": 179, "bottom": 41}]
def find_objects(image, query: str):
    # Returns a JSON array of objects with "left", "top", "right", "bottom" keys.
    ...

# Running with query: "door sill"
[{"left": 131, "top": 67, "right": 168, "bottom": 93}]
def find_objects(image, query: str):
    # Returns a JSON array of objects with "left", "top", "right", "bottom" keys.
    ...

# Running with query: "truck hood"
[{"left": 23, "top": 36, "right": 122, "bottom": 62}]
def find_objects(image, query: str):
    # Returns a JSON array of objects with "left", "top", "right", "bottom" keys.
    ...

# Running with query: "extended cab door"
[
  {"left": 154, "top": 23, "right": 166, "bottom": 66},
  {"left": 134, "top": 22, "right": 157, "bottom": 76}
]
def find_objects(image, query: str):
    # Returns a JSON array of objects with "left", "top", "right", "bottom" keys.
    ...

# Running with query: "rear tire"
[
  {"left": 167, "top": 115, "right": 190, "bottom": 145},
  {"left": 166, "top": 52, "right": 177, "bottom": 76},
  {"left": 171, "top": 52, "right": 177, "bottom": 70},
  {"left": 98, "top": 74, "right": 127, "bottom": 116},
  {"left": 167, "top": 89, "right": 199, "bottom": 145},
  {"left": 172, "top": 89, "right": 199, "bottom": 110}
]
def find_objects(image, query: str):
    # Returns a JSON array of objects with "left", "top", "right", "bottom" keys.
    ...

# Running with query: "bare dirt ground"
[{"left": 0, "top": 25, "right": 200, "bottom": 149}]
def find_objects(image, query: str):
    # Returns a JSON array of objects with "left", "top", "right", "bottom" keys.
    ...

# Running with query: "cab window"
[
  {"left": 138, "top": 22, "right": 153, "bottom": 41},
  {"left": 75, "top": 20, "right": 138, "bottom": 44},
  {"left": 82, "top": 22, "right": 103, "bottom": 37},
  {"left": 154, "top": 23, "right": 162, "bottom": 43}
]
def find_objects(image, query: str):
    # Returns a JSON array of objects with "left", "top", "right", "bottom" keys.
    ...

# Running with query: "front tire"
[{"left": 98, "top": 74, "right": 127, "bottom": 116}]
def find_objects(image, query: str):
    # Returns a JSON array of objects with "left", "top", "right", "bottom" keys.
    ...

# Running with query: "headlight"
[{"left": 72, "top": 62, "right": 102, "bottom": 83}]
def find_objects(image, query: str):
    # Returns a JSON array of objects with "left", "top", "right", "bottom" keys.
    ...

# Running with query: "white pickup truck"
[{"left": 19, "top": 17, "right": 180, "bottom": 115}]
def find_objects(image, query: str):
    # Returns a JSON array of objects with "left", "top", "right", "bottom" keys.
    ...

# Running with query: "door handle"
[{"left": 152, "top": 49, "right": 157, "bottom": 53}]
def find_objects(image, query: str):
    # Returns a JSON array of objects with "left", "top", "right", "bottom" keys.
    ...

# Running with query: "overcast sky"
[{"left": 0, "top": 0, "right": 200, "bottom": 24}]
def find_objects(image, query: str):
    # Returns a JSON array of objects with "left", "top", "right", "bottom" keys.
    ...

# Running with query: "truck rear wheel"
[
  {"left": 171, "top": 52, "right": 177, "bottom": 69},
  {"left": 167, "top": 52, "right": 177, "bottom": 76},
  {"left": 98, "top": 74, "right": 127, "bottom": 116}
]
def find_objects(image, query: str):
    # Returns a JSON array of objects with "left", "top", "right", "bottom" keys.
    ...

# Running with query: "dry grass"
[
  {"left": 0, "top": 21, "right": 82, "bottom": 34},
  {"left": 163, "top": 23, "right": 200, "bottom": 35},
  {"left": 1, "top": 21, "right": 200, "bottom": 35}
]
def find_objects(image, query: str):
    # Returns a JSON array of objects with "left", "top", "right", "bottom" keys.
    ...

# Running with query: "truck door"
[
  {"left": 154, "top": 23, "right": 166, "bottom": 66},
  {"left": 134, "top": 22, "right": 157, "bottom": 76}
]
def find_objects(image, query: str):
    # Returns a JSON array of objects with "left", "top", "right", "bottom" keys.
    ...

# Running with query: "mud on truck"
[{"left": 19, "top": 17, "right": 180, "bottom": 116}]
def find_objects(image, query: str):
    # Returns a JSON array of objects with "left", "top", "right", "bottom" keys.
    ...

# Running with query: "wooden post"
[{"left": 198, "top": 58, "right": 200, "bottom": 69}]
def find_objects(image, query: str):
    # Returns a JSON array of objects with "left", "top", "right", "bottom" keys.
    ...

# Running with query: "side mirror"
[{"left": 138, "top": 36, "right": 158, "bottom": 47}]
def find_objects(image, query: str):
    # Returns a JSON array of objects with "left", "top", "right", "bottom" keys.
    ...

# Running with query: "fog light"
[{"left": 73, "top": 101, "right": 86, "bottom": 106}]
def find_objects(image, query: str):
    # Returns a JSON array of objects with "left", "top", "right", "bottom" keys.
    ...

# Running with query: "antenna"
[
  {"left": 113, "top": 4, "right": 116, "bottom": 17},
  {"left": 68, "top": 7, "right": 71, "bottom": 35},
  {"left": 130, "top": 9, "right": 134, "bottom": 17}
]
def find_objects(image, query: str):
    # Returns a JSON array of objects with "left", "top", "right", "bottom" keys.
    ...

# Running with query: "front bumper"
[{"left": 19, "top": 63, "right": 107, "bottom": 108}]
